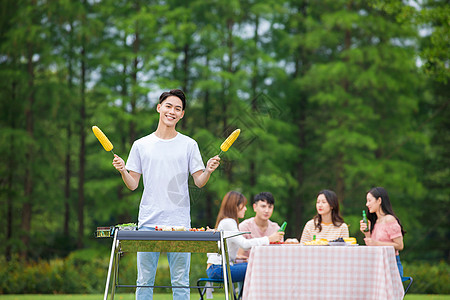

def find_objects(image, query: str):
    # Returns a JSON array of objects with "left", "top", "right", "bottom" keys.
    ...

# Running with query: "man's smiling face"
[{"left": 157, "top": 96, "right": 185, "bottom": 127}]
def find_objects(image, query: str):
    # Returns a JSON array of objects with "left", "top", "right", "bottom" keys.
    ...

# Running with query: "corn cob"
[
  {"left": 219, "top": 129, "right": 240, "bottom": 154},
  {"left": 92, "top": 126, "right": 114, "bottom": 154}
]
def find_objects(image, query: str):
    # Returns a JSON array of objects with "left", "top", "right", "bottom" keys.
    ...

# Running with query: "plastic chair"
[
  {"left": 197, "top": 277, "right": 243, "bottom": 300},
  {"left": 401, "top": 276, "right": 413, "bottom": 297}
]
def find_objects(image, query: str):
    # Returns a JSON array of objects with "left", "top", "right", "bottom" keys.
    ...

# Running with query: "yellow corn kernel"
[
  {"left": 92, "top": 126, "right": 114, "bottom": 152},
  {"left": 220, "top": 129, "right": 240, "bottom": 152}
]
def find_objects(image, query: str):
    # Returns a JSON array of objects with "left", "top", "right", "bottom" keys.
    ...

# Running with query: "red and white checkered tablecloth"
[{"left": 243, "top": 245, "right": 404, "bottom": 300}]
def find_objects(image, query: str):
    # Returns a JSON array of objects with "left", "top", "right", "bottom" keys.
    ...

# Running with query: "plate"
[{"left": 328, "top": 242, "right": 347, "bottom": 246}]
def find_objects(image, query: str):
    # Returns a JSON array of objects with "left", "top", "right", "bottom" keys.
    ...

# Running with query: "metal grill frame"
[{"left": 103, "top": 229, "right": 237, "bottom": 300}]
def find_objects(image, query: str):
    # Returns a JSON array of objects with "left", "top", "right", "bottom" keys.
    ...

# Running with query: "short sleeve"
[
  {"left": 125, "top": 142, "right": 142, "bottom": 174},
  {"left": 238, "top": 220, "right": 252, "bottom": 239},
  {"left": 340, "top": 223, "right": 350, "bottom": 238},
  {"left": 300, "top": 220, "right": 313, "bottom": 244},
  {"left": 386, "top": 221, "right": 402, "bottom": 239},
  {"left": 189, "top": 141, "right": 205, "bottom": 175}
]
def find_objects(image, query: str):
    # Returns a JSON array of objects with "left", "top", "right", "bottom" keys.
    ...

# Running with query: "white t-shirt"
[
  {"left": 207, "top": 218, "right": 269, "bottom": 265},
  {"left": 125, "top": 132, "right": 205, "bottom": 228}
]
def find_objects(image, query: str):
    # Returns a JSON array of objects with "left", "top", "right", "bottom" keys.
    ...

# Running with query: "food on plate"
[
  {"left": 328, "top": 237, "right": 358, "bottom": 245},
  {"left": 304, "top": 238, "right": 329, "bottom": 245},
  {"left": 270, "top": 241, "right": 284, "bottom": 244},
  {"left": 220, "top": 129, "right": 241, "bottom": 152},
  {"left": 329, "top": 237, "right": 347, "bottom": 246},
  {"left": 189, "top": 227, "right": 206, "bottom": 231},
  {"left": 154, "top": 226, "right": 206, "bottom": 231},
  {"left": 330, "top": 237, "right": 345, "bottom": 243},
  {"left": 284, "top": 238, "right": 300, "bottom": 244},
  {"left": 344, "top": 237, "right": 357, "bottom": 245},
  {"left": 155, "top": 225, "right": 186, "bottom": 231},
  {"left": 116, "top": 222, "right": 137, "bottom": 227},
  {"left": 92, "top": 125, "right": 114, "bottom": 152},
  {"left": 172, "top": 226, "right": 186, "bottom": 231},
  {"left": 115, "top": 223, "right": 137, "bottom": 230},
  {"left": 269, "top": 238, "right": 300, "bottom": 245}
]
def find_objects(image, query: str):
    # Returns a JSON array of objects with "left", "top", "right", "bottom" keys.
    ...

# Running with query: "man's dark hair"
[
  {"left": 159, "top": 89, "right": 186, "bottom": 110},
  {"left": 253, "top": 192, "right": 275, "bottom": 205}
]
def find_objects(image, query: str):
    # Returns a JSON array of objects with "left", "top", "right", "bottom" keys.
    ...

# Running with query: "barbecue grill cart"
[{"left": 100, "top": 228, "right": 239, "bottom": 300}]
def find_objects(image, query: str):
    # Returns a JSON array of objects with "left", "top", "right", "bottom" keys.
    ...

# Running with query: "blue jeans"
[
  {"left": 136, "top": 227, "right": 190, "bottom": 300},
  {"left": 206, "top": 263, "right": 248, "bottom": 283},
  {"left": 396, "top": 255, "right": 404, "bottom": 278}
]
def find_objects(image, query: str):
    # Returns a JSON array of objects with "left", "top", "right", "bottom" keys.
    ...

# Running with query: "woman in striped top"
[{"left": 300, "top": 190, "right": 349, "bottom": 243}]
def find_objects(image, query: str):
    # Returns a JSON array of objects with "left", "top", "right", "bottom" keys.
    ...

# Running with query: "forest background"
[{"left": 0, "top": 0, "right": 448, "bottom": 295}]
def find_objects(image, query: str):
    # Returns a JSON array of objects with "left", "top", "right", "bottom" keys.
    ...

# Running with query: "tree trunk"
[
  {"left": 223, "top": 18, "right": 234, "bottom": 182},
  {"left": 6, "top": 79, "right": 17, "bottom": 260},
  {"left": 203, "top": 55, "right": 213, "bottom": 224},
  {"left": 64, "top": 124, "right": 72, "bottom": 236},
  {"left": 130, "top": 13, "right": 139, "bottom": 144},
  {"left": 77, "top": 33, "right": 86, "bottom": 249},
  {"left": 249, "top": 16, "right": 259, "bottom": 200},
  {"left": 129, "top": 1, "right": 140, "bottom": 144},
  {"left": 180, "top": 43, "right": 190, "bottom": 131},
  {"left": 64, "top": 22, "right": 74, "bottom": 237},
  {"left": 337, "top": 3, "right": 353, "bottom": 205},
  {"left": 116, "top": 41, "right": 128, "bottom": 224},
  {"left": 336, "top": 152, "right": 345, "bottom": 205},
  {"left": 293, "top": 111, "right": 306, "bottom": 235},
  {"left": 21, "top": 43, "right": 35, "bottom": 259},
  {"left": 6, "top": 160, "right": 13, "bottom": 260},
  {"left": 292, "top": 1, "right": 309, "bottom": 234}
]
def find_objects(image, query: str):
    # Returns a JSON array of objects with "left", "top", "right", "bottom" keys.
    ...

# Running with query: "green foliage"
[
  {"left": 416, "top": 0, "right": 449, "bottom": 84},
  {"left": 0, "top": 250, "right": 210, "bottom": 295},
  {"left": 0, "top": 0, "right": 448, "bottom": 276},
  {"left": 403, "top": 261, "right": 450, "bottom": 295}
]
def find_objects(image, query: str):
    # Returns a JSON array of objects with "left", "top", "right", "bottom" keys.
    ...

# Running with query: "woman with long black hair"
[
  {"left": 360, "top": 187, "right": 406, "bottom": 277},
  {"left": 300, "top": 189, "right": 349, "bottom": 243}
]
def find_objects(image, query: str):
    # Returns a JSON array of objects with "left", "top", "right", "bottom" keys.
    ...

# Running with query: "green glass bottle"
[
  {"left": 362, "top": 210, "right": 369, "bottom": 232},
  {"left": 278, "top": 221, "right": 287, "bottom": 232}
]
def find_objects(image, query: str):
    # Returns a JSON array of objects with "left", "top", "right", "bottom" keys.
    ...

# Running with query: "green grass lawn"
[{"left": 0, "top": 294, "right": 449, "bottom": 300}]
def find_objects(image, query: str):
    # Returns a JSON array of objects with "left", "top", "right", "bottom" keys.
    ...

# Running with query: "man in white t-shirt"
[
  {"left": 112, "top": 89, "right": 220, "bottom": 300},
  {"left": 237, "top": 192, "right": 280, "bottom": 261}
]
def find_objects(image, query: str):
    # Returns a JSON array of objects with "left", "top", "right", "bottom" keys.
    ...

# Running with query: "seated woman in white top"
[
  {"left": 206, "top": 191, "right": 284, "bottom": 282},
  {"left": 300, "top": 189, "right": 349, "bottom": 243}
]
